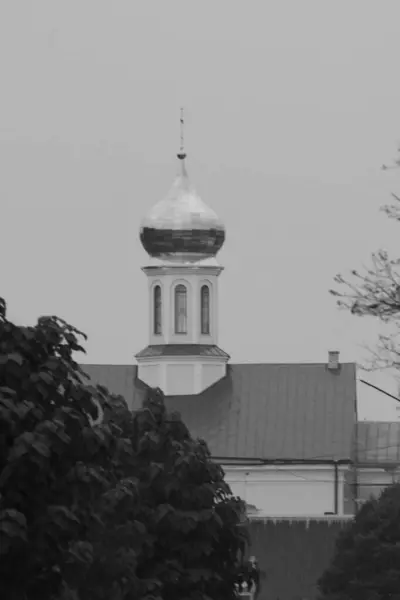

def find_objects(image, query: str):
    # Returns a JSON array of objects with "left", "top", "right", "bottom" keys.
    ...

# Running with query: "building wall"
[
  {"left": 138, "top": 358, "right": 228, "bottom": 396},
  {"left": 166, "top": 363, "right": 195, "bottom": 395},
  {"left": 247, "top": 518, "right": 350, "bottom": 600},
  {"left": 224, "top": 465, "right": 349, "bottom": 517},
  {"left": 224, "top": 464, "right": 398, "bottom": 519},
  {"left": 343, "top": 466, "right": 356, "bottom": 515}
]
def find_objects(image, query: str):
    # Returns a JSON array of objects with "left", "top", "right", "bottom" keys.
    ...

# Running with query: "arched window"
[
  {"left": 201, "top": 285, "right": 210, "bottom": 335},
  {"left": 153, "top": 285, "right": 162, "bottom": 334},
  {"left": 175, "top": 284, "right": 187, "bottom": 334}
]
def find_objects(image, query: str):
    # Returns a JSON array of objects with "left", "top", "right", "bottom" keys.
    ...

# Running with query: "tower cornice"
[{"left": 141, "top": 264, "right": 224, "bottom": 277}]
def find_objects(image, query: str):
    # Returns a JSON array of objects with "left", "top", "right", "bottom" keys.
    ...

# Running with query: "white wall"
[
  {"left": 137, "top": 357, "right": 227, "bottom": 395},
  {"left": 166, "top": 363, "right": 195, "bottom": 395},
  {"left": 223, "top": 465, "right": 349, "bottom": 517}
]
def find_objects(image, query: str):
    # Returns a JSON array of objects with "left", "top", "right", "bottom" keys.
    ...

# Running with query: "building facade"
[
  {"left": 81, "top": 139, "right": 400, "bottom": 599},
  {"left": 83, "top": 143, "right": 360, "bottom": 519}
]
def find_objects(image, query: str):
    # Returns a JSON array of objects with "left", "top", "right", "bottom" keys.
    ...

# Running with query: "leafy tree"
[
  {"left": 330, "top": 146, "right": 400, "bottom": 372},
  {"left": 0, "top": 297, "right": 246, "bottom": 600},
  {"left": 318, "top": 482, "right": 400, "bottom": 600}
]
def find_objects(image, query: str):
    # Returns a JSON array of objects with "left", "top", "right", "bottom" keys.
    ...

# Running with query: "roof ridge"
[
  {"left": 81, "top": 361, "right": 356, "bottom": 367},
  {"left": 357, "top": 420, "right": 400, "bottom": 425},
  {"left": 229, "top": 362, "right": 356, "bottom": 366}
]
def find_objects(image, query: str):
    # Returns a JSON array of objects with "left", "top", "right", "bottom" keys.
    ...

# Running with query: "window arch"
[
  {"left": 153, "top": 285, "right": 162, "bottom": 334},
  {"left": 175, "top": 284, "right": 187, "bottom": 334},
  {"left": 201, "top": 285, "right": 210, "bottom": 335}
]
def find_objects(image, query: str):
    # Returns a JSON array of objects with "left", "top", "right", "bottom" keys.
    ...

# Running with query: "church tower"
[{"left": 136, "top": 111, "right": 229, "bottom": 395}]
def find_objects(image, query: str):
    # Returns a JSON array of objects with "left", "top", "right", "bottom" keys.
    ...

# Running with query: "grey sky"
[{"left": 1, "top": 1, "right": 400, "bottom": 419}]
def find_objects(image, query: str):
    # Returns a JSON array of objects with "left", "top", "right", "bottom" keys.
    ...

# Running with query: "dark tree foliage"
[
  {"left": 330, "top": 147, "right": 400, "bottom": 372},
  {"left": 0, "top": 298, "right": 246, "bottom": 600},
  {"left": 318, "top": 483, "right": 400, "bottom": 600}
]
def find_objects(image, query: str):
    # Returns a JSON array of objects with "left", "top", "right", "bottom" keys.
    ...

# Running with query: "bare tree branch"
[{"left": 331, "top": 145, "right": 400, "bottom": 372}]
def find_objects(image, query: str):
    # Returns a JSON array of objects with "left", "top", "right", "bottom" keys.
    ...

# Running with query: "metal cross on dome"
[{"left": 177, "top": 107, "right": 187, "bottom": 160}]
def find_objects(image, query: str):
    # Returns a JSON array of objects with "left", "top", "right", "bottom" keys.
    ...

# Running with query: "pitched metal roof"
[
  {"left": 135, "top": 344, "right": 230, "bottom": 359},
  {"left": 82, "top": 362, "right": 357, "bottom": 461},
  {"left": 82, "top": 364, "right": 137, "bottom": 401},
  {"left": 356, "top": 421, "right": 400, "bottom": 465}
]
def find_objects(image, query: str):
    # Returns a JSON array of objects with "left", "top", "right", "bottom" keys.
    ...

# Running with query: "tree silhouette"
[{"left": 0, "top": 298, "right": 246, "bottom": 600}]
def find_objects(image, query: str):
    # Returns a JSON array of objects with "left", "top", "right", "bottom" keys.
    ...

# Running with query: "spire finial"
[{"left": 177, "top": 107, "right": 186, "bottom": 160}]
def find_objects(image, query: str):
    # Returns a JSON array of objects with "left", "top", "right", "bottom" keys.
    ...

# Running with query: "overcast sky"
[{"left": 1, "top": 1, "right": 400, "bottom": 419}]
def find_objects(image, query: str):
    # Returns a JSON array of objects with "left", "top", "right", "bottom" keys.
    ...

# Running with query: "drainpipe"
[
  {"left": 353, "top": 418, "right": 359, "bottom": 515},
  {"left": 334, "top": 461, "right": 339, "bottom": 514}
]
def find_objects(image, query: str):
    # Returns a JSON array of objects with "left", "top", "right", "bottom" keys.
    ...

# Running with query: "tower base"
[{"left": 135, "top": 344, "right": 229, "bottom": 396}]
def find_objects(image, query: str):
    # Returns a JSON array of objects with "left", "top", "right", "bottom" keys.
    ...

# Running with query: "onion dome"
[{"left": 140, "top": 154, "right": 225, "bottom": 263}]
